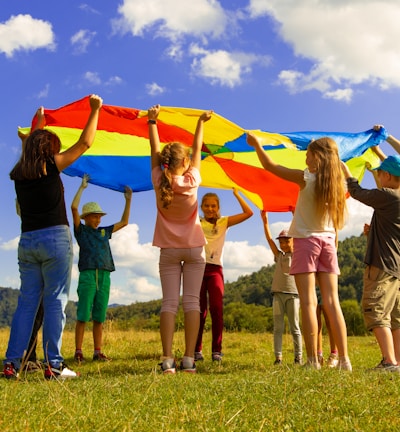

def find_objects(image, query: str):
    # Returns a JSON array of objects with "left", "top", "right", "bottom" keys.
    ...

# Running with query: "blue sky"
[{"left": 1, "top": 0, "right": 399, "bottom": 304}]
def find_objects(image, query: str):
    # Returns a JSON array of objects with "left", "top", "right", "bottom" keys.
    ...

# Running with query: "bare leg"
[
  {"left": 373, "top": 327, "right": 397, "bottom": 364},
  {"left": 184, "top": 310, "right": 200, "bottom": 358},
  {"left": 393, "top": 328, "right": 400, "bottom": 365},
  {"left": 317, "top": 304, "right": 323, "bottom": 353},
  {"left": 318, "top": 272, "right": 348, "bottom": 358},
  {"left": 322, "top": 305, "right": 338, "bottom": 354},
  {"left": 75, "top": 321, "right": 86, "bottom": 350},
  {"left": 93, "top": 321, "right": 103, "bottom": 350},
  {"left": 295, "top": 273, "right": 318, "bottom": 363},
  {"left": 160, "top": 311, "right": 176, "bottom": 358}
]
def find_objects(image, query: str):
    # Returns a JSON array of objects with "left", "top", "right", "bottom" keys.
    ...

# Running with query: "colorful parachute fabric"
[{"left": 22, "top": 96, "right": 386, "bottom": 212}]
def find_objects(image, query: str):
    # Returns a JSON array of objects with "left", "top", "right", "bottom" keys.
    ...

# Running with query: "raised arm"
[
  {"left": 55, "top": 94, "right": 103, "bottom": 172},
  {"left": 373, "top": 124, "right": 400, "bottom": 156},
  {"left": 387, "top": 134, "right": 400, "bottom": 154},
  {"left": 148, "top": 104, "right": 161, "bottom": 169},
  {"left": 18, "top": 106, "right": 46, "bottom": 150},
  {"left": 260, "top": 211, "right": 279, "bottom": 257},
  {"left": 71, "top": 174, "right": 89, "bottom": 228},
  {"left": 113, "top": 186, "right": 133, "bottom": 232},
  {"left": 191, "top": 111, "right": 212, "bottom": 170},
  {"left": 227, "top": 189, "right": 254, "bottom": 227},
  {"left": 246, "top": 132, "right": 304, "bottom": 186},
  {"left": 340, "top": 161, "right": 353, "bottom": 180}
]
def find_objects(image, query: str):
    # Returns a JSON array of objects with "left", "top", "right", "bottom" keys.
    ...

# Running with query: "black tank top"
[{"left": 14, "top": 158, "right": 69, "bottom": 233}]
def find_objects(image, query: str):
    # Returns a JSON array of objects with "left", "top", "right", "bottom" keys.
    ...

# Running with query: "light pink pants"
[{"left": 159, "top": 247, "right": 206, "bottom": 314}]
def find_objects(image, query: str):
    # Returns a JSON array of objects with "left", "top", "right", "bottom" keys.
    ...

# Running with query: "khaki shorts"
[{"left": 362, "top": 265, "right": 400, "bottom": 330}]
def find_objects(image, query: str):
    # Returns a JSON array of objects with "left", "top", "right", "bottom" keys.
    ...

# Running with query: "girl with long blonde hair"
[{"left": 247, "top": 134, "right": 351, "bottom": 371}]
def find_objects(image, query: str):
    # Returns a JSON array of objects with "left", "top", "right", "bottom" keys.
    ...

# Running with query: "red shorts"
[{"left": 290, "top": 237, "right": 340, "bottom": 275}]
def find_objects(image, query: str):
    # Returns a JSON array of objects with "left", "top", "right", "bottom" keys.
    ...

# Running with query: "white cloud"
[
  {"left": 165, "top": 43, "right": 184, "bottom": 61},
  {"left": 112, "top": 0, "right": 227, "bottom": 40},
  {"left": 107, "top": 76, "right": 123, "bottom": 86},
  {"left": 324, "top": 88, "right": 353, "bottom": 103},
  {"left": 0, "top": 14, "right": 55, "bottom": 57},
  {"left": 146, "top": 82, "right": 166, "bottom": 96},
  {"left": 248, "top": 0, "right": 400, "bottom": 100},
  {"left": 36, "top": 83, "right": 50, "bottom": 99},
  {"left": 79, "top": 4, "right": 101, "bottom": 15},
  {"left": 223, "top": 241, "right": 272, "bottom": 282},
  {"left": 84, "top": 71, "right": 102, "bottom": 85},
  {"left": 190, "top": 44, "right": 270, "bottom": 87},
  {"left": 340, "top": 197, "right": 373, "bottom": 240},
  {"left": 111, "top": 1, "right": 271, "bottom": 88},
  {"left": 0, "top": 236, "right": 19, "bottom": 251},
  {"left": 83, "top": 71, "right": 123, "bottom": 86},
  {"left": 71, "top": 29, "right": 96, "bottom": 54},
  {"left": 110, "top": 272, "right": 162, "bottom": 304}
]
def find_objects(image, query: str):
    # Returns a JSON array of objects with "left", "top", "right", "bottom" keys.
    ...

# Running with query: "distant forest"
[{"left": 0, "top": 234, "right": 368, "bottom": 335}]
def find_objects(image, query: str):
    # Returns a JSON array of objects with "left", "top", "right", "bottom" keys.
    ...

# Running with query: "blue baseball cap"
[{"left": 373, "top": 155, "right": 400, "bottom": 176}]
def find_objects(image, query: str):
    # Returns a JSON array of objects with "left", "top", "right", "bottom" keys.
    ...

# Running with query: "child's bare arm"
[
  {"left": 148, "top": 105, "right": 162, "bottom": 169},
  {"left": 18, "top": 107, "right": 46, "bottom": 150},
  {"left": 227, "top": 189, "right": 254, "bottom": 227},
  {"left": 246, "top": 132, "right": 305, "bottom": 186},
  {"left": 55, "top": 95, "right": 102, "bottom": 172},
  {"left": 260, "top": 211, "right": 279, "bottom": 257},
  {"left": 71, "top": 175, "right": 89, "bottom": 228},
  {"left": 373, "top": 124, "right": 400, "bottom": 155},
  {"left": 113, "top": 186, "right": 132, "bottom": 232},
  {"left": 192, "top": 111, "right": 212, "bottom": 170}
]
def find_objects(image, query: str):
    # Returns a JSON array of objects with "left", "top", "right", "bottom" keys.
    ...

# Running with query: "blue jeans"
[{"left": 5, "top": 225, "right": 73, "bottom": 369}]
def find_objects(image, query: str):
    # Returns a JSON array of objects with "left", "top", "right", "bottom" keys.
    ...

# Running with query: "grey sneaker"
[
  {"left": 180, "top": 361, "right": 196, "bottom": 373},
  {"left": 212, "top": 352, "right": 223, "bottom": 362},
  {"left": 93, "top": 352, "right": 111, "bottom": 362},
  {"left": 303, "top": 360, "right": 321, "bottom": 370},
  {"left": 160, "top": 358, "right": 176, "bottom": 375},
  {"left": 294, "top": 356, "right": 302, "bottom": 365},
  {"left": 372, "top": 359, "right": 400, "bottom": 373},
  {"left": 194, "top": 351, "right": 204, "bottom": 362}
]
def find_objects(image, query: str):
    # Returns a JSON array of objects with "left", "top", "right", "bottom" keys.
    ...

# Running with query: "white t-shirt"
[
  {"left": 200, "top": 216, "right": 229, "bottom": 266},
  {"left": 288, "top": 169, "right": 336, "bottom": 239}
]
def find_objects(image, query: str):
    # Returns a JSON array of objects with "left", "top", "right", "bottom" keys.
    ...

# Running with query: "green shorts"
[
  {"left": 362, "top": 265, "right": 400, "bottom": 331},
  {"left": 76, "top": 269, "right": 111, "bottom": 323}
]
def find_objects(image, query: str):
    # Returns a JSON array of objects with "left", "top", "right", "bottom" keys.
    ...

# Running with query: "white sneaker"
[
  {"left": 327, "top": 354, "right": 339, "bottom": 368},
  {"left": 45, "top": 362, "right": 80, "bottom": 380},
  {"left": 304, "top": 360, "right": 321, "bottom": 370},
  {"left": 338, "top": 358, "right": 352, "bottom": 372}
]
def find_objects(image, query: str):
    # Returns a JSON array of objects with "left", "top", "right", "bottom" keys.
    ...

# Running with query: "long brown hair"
[
  {"left": 308, "top": 137, "right": 346, "bottom": 230},
  {"left": 10, "top": 129, "right": 61, "bottom": 181},
  {"left": 159, "top": 142, "right": 190, "bottom": 208}
]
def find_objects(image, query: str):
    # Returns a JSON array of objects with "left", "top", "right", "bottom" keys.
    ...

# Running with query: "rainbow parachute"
[{"left": 22, "top": 96, "right": 385, "bottom": 212}]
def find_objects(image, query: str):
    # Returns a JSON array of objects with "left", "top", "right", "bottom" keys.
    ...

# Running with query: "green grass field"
[{"left": 0, "top": 327, "right": 399, "bottom": 432}]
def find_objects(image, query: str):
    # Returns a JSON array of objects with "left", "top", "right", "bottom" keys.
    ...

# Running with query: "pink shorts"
[{"left": 290, "top": 237, "right": 340, "bottom": 275}]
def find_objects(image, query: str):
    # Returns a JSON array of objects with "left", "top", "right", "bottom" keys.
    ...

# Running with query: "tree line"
[{"left": 0, "top": 234, "right": 369, "bottom": 335}]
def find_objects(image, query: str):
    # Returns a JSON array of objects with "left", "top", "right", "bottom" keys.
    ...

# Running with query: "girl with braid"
[{"left": 147, "top": 104, "right": 211, "bottom": 374}]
